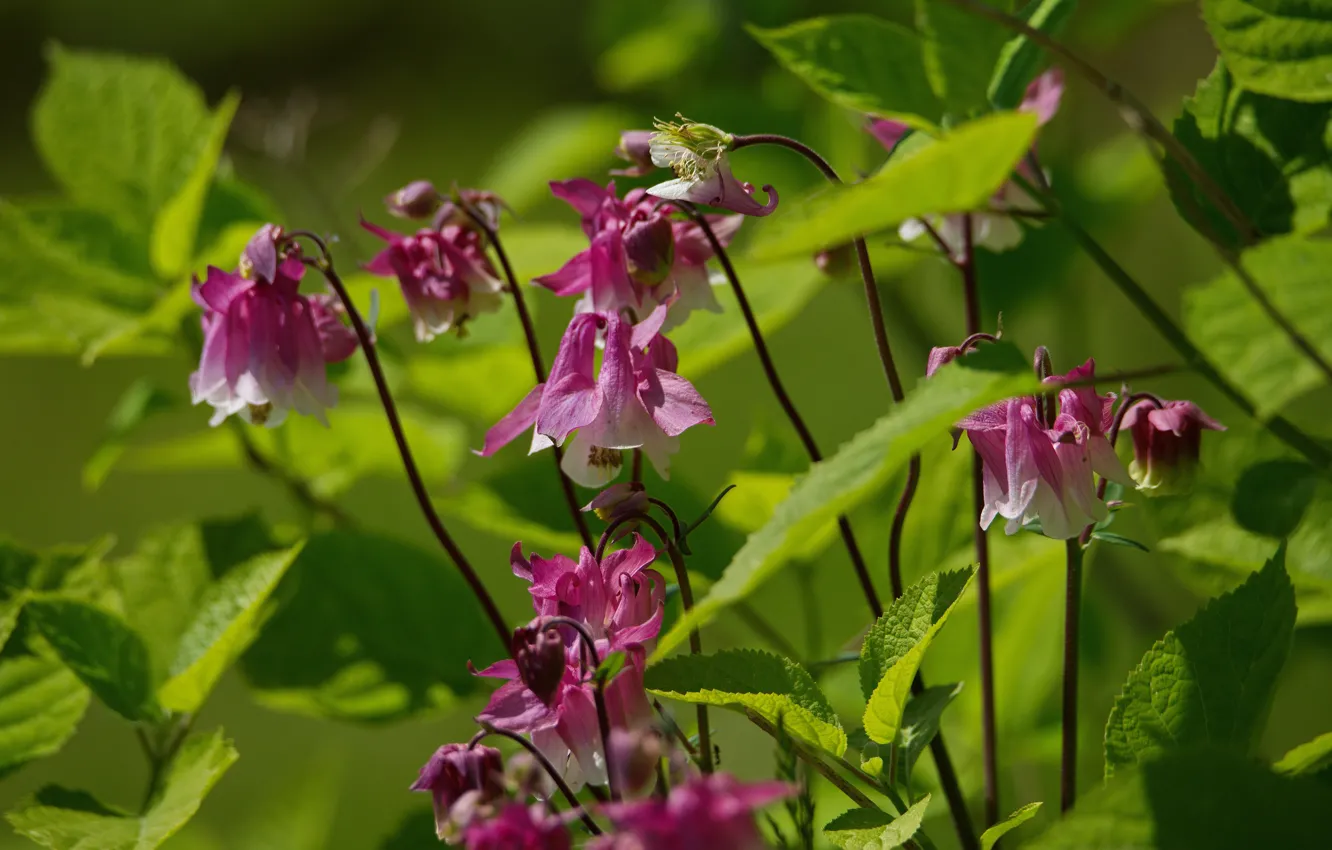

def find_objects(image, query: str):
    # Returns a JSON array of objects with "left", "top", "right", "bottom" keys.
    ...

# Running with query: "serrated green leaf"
[
  {"left": 1104, "top": 547, "right": 1295, "bottom": 776},
  {"left": 240, "top": 531, "right": 492, "bottom": 723},
  {"left": 1202, "top": 0, "right": 1332, "bottom": 101},
  {"left": 645, "top": 649, "right": 846, "bottom": 755},
  {"left": 863, "top": 570, "right": 975, "bottom": 745},
  {"left": 1232, "top": 459, "right": 1318, "bottom": 538},
  {"left": 899, "top": 682, "right": 963, "bottom": 783},
  {"left": 747, "top": 16, "right": 942, "bottom": 127},
  {"left": 1029, "top": 749, "right": 1331, "bottom": 849},
  {"left": 33, "top": 45, "right": 213, "bottom": 235},
  {"left": 159, "top": 541, "right": 304, "bottom": 714},
  {"left": 824, "top": 795, "right": 929, "bottom": 850},
  {"left": 916, "top": 0, "right": 1010, "bottom": 114},
  {"left": 747, "top": 111, "right": 1039, "bottom": 261},
  {"left": 26, "top": 598, "right": 161, "bottom": 722},
  {"left": 990, "top": 0, "right": 1077, "bottom": 109},
  {"left": 653, "top": 363, "right": 1036, "bottom": 659},
  {"left": 1184, "top": 236, "right": 1332, "bottom": 417},
  {"left": 1276, "top": 731, "right": 1332, "bottom": 777},
  {"left": 0, "top": 654, "right": 90, "bottom": 774},
  {"left": 859, "top": 570, "right": 973, "bottom": 700},
  {"left": 1168, "top": 61, "right": 1332, "bottom": 249},
  {"left": 151, "top": 90, "right": 240, "bottom": 278},
  {"left": 7, "top": 729, "right": 237, "bottom": 849},
  {"left": 981, "top": 801, "right": 1043, "bottom": 850}
]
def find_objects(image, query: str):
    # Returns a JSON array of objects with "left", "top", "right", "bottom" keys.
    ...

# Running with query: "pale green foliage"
[
  {"left": 989, "top": 0, "right": 1076, "bottom": 109},
  {"left": 1203, "top": 0, "right": 1332, "bottom": 101},
  {"left": 823, "top": 796, "right": 929, "bottom": 850},
  {"left": 1275, "top": 731, "right": 1332, "bottom": 777},
  {"left": 980, "top": 801, "right": 1043, "bottom": 850},
  {"left": 0, "top": 655, "right": 90, "bottom": 774},
  {"left": 916, "top": 1, "right": 1009, "bottom": 114}
]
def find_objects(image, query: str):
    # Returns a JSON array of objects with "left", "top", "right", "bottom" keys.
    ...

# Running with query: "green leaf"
[
  {"left": 1029, "top": 749, "right": 1332, "bottom": 849},
  {"left": 863, "top": 570, "right": 975, "bottom": 745},
  {"left": 981, "top": 801, "right": 1043, "bottom": 850},
  {"left": 7, "top": 729, "right": 238, "bottom": 849},
  {"left": 240, "top": 531, "right": 493, "bottom": 723},
  {"left": 1184, "top": 236, "right": 1332, "bottom": 417},
  {"left": 26, "top": 598, "right": 161, "bottom": 722},
  {"left": 898, "top": 682, "right": 963, "bottom": 783},
  {"left": 747, "top": 16, "right": 942, "bottom": 127},
  {"left": 159, "top": 541, "right": 304, "bottom": 714},
  {"left": 990, "top": 0, "right": 1077, "bottom": 109},
  {"left": 1232, "top": 459, "right": 1319, "bottom": 538},
  {"left": 594, "top": 651, "right": 628, "bottom": 687},
  {"left": 1276, "top": 731, "right": 1332, "bottom": 777},
  {"left": 1168, "top": 62, "right": 1332, "bottom": 249},
  {"left": 916, "top": 0, "right": 1010, "bottom": 114},
  {"left": 645, "top": 649, "right": 847, "bottom": 755},
  {"left": 652, "top": 362, "right": 1036, "bottom": 659},
  {"left": 1103, "top": 546, "right": 1296, "bottom": 776},
  {"left": 1089, "top": 531, "right": 1150, "bottom": 552},
  {"left": 824, "top": 795, "right": 929, "bottom": 850},
  {"left": 482, "top": 107, "right": 633, "bottom": 213},
  {"left": 859, "top": 570, "right": 973, "bottom": 699},
  {"left": 150, "top": 90, "right": 240, "bottom": 279},
  {"left": 1202, "top": 0, "right": 1332, "bottom": 102},
  {"left": 0, "top": 654, "right": 90, "bottom": 774},
  {"left": 32, "top": 45, "right": 213, "bottom": 234},
  {"left": 747, "top": 111, "right": 1039, "bottom": 261}
]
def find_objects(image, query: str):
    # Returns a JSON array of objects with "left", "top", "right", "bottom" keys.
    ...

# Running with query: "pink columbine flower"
[
  {"left": 410, "top": 743, "right": 505, "bottom": 842},
  {"left": 959, "top": 358, "right": 1130, "bottom": 539},
  {"left": 477, "top": 307, "right": 714, "bottom": 487},
  {"left": 646, "top": 116, "right": 778, "bottom": 217},
  {"left": 361, "top": 219, "right": 504, "bottom": 341},
  {"left": 461, "top": 803, "right": 572, "bottom": 850},
  {"left": 1121, "top": 399, "right": 1225, "bottom": 495},
  {"left": 887, "top": 69, "right": 1064, "bottom": 259},
  {"left": 189, "top": 244, "right": 355, "bottom": 428},
  {"left": 613, "top": 130, "right": 657, "bottom": 177},
  {"left": 593, "top": 773, "right": 792, "bottom": 850},
  {"left": 535, "top": 178, "right": 740, "bottom": 330}
]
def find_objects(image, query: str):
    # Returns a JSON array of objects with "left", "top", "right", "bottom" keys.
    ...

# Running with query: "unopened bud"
[
  {"left": 814, "top": 243, "right": 855, "bottom": 278},
  {"left": 613, "top": 130, "right": 656, "bottom": 177},
  {"left": 385, "top": 180, "right": 443, "bottom": 219},
  {"left": 239, "top": 223, "right": 283, "bottom": 282},
  {"left": 623, "top": 216, "right": 675, "bottom": 286},
  {"left": 512, "top": 622, "right": 565, "bottom": 706},
  {"left": 583, "top": 481, "right": 649, "bottom": 523},
  {"left": 609, "top": 728, "right": 667, "bottom": 798}
]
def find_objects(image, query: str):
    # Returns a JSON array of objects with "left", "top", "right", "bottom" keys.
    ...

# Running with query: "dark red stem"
[
  {"left": 472, "top": 725, "right": 602, "bottom": 835},
  {"left": 1061, "top": 539, "right": 1083, "bottom": 814}
]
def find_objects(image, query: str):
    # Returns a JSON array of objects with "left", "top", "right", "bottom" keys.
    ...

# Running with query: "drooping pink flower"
[
  {"left": 1120, "top": 399, "right": 1225, "bottom": 494},
  {"left": 361, "top": 219, "right": 504, "bottom": 341},
  {"left": 409, "top": 743, "right": 505, "bottom": 842},
  {"left": 594, "top": 773, "right": 792, "bottom": 850},
  {"left": 647, "top": 118, "right": 778, "bottom": 217},
  {"left": 535, "top": 178, "right": 739, "bottom": 330},
  {"left": 477, "top": 308, "right": 714, "bottom": 487},
  {"left": 461, "top": 803, "right": 572, "bottom": 850},
  {"left": 189, "top": 253, "right": 354, "bottom": 428}
]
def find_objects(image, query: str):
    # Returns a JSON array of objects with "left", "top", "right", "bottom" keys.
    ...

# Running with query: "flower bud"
[
  {"left": 239, "top": 223, "right": 284, "bottom": 282},
  {"left": 814, "top": 243, "right": 855, "bottom": 277},
  {"left": 623, "top": 215, "right": 675, "bottom": 286},
  {"left": 613, "top": 130, "right": 656, "bottom": 177},
  {"left": 926, "top": 345, "right": 964, "bottom": 377},
  {"left": 511, "top": 621, "right": 566, "bottom": 706},
  {"left": 1121, "top": 399, "right": 1225, "bottom": 495},
  {"left": 609, "top": 727, "right": 668, "bottom": 798},
  {"left": 385, "top": 180, "right": 443, "bottom": 219},
  {"left": 583, "top": 481, "right": 649, "bottom": 523},
  {"left": 410, "top": 743, "right": 506, "bottom": 841}
]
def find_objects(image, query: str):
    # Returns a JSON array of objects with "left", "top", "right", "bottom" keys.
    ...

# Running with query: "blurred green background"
[{"left": 2, "top": 0, "right": 1330, "bottom": 846}]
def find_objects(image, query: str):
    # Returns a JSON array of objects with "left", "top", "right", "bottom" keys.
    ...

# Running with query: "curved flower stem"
[
  {"left": 459, "top": 206, "right": 594, "bottom": 550},
  {"left": 472, "top": 724, "right": 602, "bottom": 835},
  {"left": 638, "top": 514, "right": 714, "bottom": 775},
  {"left": 303, "top": 249, "right": 510, "bottom": 651},
  {"left": 541, "top": 615, "right": 620, "bottom": 801},
  {"left": 676, "top": 203, "right": 882, "bottom": 619},
  {"left": 1061, "top": 539, "right": 1084, "bottom": 813}
]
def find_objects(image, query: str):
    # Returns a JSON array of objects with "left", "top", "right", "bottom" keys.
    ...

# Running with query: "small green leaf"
[
  {"left": 1184, "top": 236, "right": 1332, "bottom": 416},
  {"left": 653, "top": 364, "right": 1036, "bottom": 659},
  {"left": 593, "top": 651, "right": 628, "bottom": 687},
  {"left": 863, "top": 570, "right": 975, "bottom": 745},
  {"left": 0, "top": 654, "right": 90, "bottom": 774},
  {"left": 898, "top": 682, "right": 963, "bottom": 783},
  {"left": 916, "top": 0, "right": 1010, "bottom": 114},
  {"left": 859, "top": 571, "right": 973, "bottom": 700},
  {"left": 1104, "top": 546, "right": 1296, "bottom": 775},
  {"left": 747, "top": 16, "right": 942, "bottom": 127},
  {"left": 159, "top": 541, "right": 304, "bottom": 714},
  {"left": 1089, "top": 531, "right": 1150, "bottom": 552},
  {"left": 645, "top": 649, "right": 846, "bottom": 755},
  {"left": 990, "top": 0, "right": 1077, "bottom": 109},
  {"left": 26, "top": 598, "right": 161, "bottom": 722},
  {"left": 1202, "top": 0, "right": 1332, "bottom": 101},
  {"left": 980, "top": 801, "right": 1043, "bottom": 850},
  {"left": 824, "top": 795, "right": 929, "bottom": 850},
  {"left": 747, "top": 111, "right": 1039, "bottom": 261},
  {"left": 1275, "top": 731, "right": 1332, "bottom": 777},
  {"left": 6, "top": 729, "right": 238, "bottom": 849},
  {"left": 1232, "top": 459, "right": 1319, "bottom": 538}
]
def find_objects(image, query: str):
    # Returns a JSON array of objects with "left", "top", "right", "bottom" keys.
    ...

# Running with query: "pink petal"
[
  {"left": 476, "top": 384, "right": 544, "bottom": 457},
  {"left": 589, "top": 229, "right": 639, "bottom": 312},
  {"left": 630, "top": 303, "right": 670, "bottom": 350},
  {"left": 868, "top": 117, "right": 910, "bottom": 152},
  {"left": 1021, "top": 68, "right": 1064, "bottom": 126},
  {"left": 533, "top": 250, "right": 593, "bottom": 296},
  {"left": 641, "top": 369, "right": 713, "bottom": 437},
  {"left": 478, "top": 679, "right": 558, "bottom": 734},
  {"left": 550, "top": 179, "right": 614, "bottom": 232}
]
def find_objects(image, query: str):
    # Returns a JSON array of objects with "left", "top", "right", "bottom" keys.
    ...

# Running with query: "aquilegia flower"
[
  {"left": 477, "top": 307, "right": 714, "bottom": 487},
  {"left": 535, "top": 178, "right": 739, "bottom": 330},
  {"left": 1120, "top": 398, "right": 1225, "bottom": 495},
  {"left": 361, "top": 219, "right": 504, "bottom": 341},
  {"left": 593, "top": 773, "right": 792, "bottom": 850},
  {"left": 189, "top": 232, "right": 356, "bottom": 428},
  {"left": 959, "top": 357, "right": 1130, "bottom": 539},
  {"left": 647, "top": 116, "right": 778, "bottom": 217},
  {"left": 410, "top": 743, "right": 505, "bottom": 841},
  {"left": 462, "top": 803, "right": 571, "bottom": 850}
]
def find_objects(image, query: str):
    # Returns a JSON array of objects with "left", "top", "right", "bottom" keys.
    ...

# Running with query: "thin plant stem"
[
  {"left": 301, "top": 245, "right": 510, "bottom": 649},
  {"left": 541, "top": 615, "right": 620, "bottom": 801},
  {"left": 632, "top": 448, "right": 643, "bottom": 484},
  {"left": 959, "top": 215, "right": 999, "bottom": 830},
  {"left": 675, "top": 203, "right": 882, "bottom": 618},
  {"left": 460, "top": 205, "right": 594, "bottom": 549},
  {"left": 473, "top": 724, "right": 602, "bottom": 835},
  {"left": 1061, "top": 539, "right": 1084, "bottom": 814},
  {"left": 653, "top": 699, "right": 699, "bottom": 758}
]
